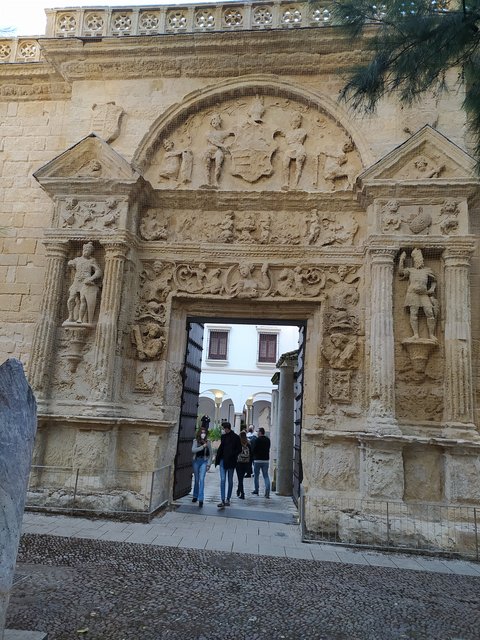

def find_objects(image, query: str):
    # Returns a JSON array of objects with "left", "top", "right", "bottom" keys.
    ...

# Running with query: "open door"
[
  {"left": 292, "top": 324, "right": 305, "bottom": 506},
  {"left": 173, "top": 321, "right": 204, "bottom": 500}
]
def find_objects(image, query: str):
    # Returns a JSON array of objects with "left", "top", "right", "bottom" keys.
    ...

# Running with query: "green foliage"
[
  {"left": 207, "top": 425, "right": 222, "bottom": 442},
  {"left": 329, "top": 0, "right": 480, "bottom": 167}
]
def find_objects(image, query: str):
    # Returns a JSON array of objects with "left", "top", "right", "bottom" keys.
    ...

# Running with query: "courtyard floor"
[{"left": 7, "top": 468, "right": 480, "bottom": 639}]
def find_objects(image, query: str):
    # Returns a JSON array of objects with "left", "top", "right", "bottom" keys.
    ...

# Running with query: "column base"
[{"left": 442, "top": 422, "right": 480, "bottom": 441}]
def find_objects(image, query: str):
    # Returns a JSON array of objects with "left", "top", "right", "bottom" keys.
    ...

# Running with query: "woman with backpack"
[{"left": 235, "top": 430, "right": 252, "bottom": 500}]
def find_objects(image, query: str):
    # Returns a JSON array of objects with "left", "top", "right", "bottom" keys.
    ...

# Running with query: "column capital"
[
  {"left": 443, "top": 243, "right": 475, "bottom": 265},
  {"left": 100, "top": 240, "right": 129, "bottom": 258},
  {"left": 368, "top": 247, "right": 398, "bottom": 264},
  {"left": 43, "top": 240, "right": 69, "bottom": 258}
]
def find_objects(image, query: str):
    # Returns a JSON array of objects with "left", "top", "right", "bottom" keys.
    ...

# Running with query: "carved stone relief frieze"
[
  {"left": 146, "top": 95, "right": 363, "bottom": 192},
  {"left": 379, "top": 199, "right": 465, "bottom": 236},
  {"left": 138, "top": 207, "right": 360, "bottom": 247},
  {"left": 61, "top": 197, "right": 120, "bottom": 230}
]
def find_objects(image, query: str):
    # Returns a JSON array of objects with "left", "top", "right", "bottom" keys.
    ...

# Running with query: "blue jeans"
[
  {"left": 192, "top": 458, "right": 208, "bottom": 502},
  {"left": 219, "top": 460, "right": 235, "bottom": 502},
  {"left": 254, "top": 461, "right": 270, "bottom": 497}
]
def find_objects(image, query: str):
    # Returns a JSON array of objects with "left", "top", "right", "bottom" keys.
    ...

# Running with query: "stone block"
[
  {"left": 4, "top": 631, "right": 48, "bottom": 639},
  {"left": 2, "top": 238, "right": 37, "bottom": 255},
  {"left": 404, "top": 445, "right": 444, "bottom": 502}
]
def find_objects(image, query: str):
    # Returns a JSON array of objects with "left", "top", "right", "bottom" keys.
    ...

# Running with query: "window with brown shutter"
[
  {"left": 208, "top": 330, "right": 228, "bottom": 360},
  {"left": 258, "top": 333, "right": 277, "bottom": 363}
]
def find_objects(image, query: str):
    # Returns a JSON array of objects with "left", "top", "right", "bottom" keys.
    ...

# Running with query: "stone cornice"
[
  {"left": 38, "top": 28, "right": 367, "bottom": 82},
  {"left": 0, "top": 60, "right": 70, "bottom": 101},
  {"left": 38, "top": 413, "right": 175, "bottom": 431},
  {"left": 303, "top": 429, "right": 480, "bottom": 450}
]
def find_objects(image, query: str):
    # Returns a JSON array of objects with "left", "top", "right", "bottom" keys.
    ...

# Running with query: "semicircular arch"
[{"left": 132, "top": 74, "right": 374, "bottom": 173}]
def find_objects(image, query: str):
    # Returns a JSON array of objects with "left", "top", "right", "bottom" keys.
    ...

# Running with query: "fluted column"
[
  {"left": 443, "top": 247, "right": 475, "bottom": 429},
  {"left": 28, "top": 241, "right": 68, "bottom": 397},
  {"left": 94, "top": 241, "right": 128, "bottom": 403},
  {"left": 367, "top": 248, "right": 399, "bottom": 434}
]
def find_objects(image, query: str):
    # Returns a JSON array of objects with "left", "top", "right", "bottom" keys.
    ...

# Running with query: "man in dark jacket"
[
  {"left": 251, "top": 427, "right": 271, "bottom": 498},
  {"left": 215, "top": 421, "right": 241, "bottom": 509}
]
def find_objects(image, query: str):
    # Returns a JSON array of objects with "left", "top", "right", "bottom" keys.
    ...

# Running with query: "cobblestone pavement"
[{"left": 7, "top": 532, "right": 480, "bottom": 640}]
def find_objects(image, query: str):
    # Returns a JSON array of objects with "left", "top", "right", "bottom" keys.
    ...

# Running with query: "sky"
[{"left": 2, "top": 0, "right": 215, "bottom": 36}]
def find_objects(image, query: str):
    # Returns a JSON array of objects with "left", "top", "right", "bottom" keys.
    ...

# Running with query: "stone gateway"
[{"left": 0, "top": 2, "right": 479, "bottom": 552}]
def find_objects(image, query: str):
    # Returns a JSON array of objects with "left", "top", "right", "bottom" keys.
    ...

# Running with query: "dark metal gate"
[
  {"left": 293, "top": 324, "right": 305, "bottom": 506},
  {"left": 173, "top": 321, "right": 204, "bottom": 500}
]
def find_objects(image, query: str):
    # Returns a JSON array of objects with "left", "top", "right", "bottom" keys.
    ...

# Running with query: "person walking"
[
  {"left": 191, "top": 426, "right": 212, "bottom": 508},
  {"left": 215, "top": 421, "right": 241, "bottom": 509},
  {"left": 245, "top": 425, "right": 257, "bottom": 477},
  {"left": 251, "top": 427, "right": 271, "bottom": 498},
  {"left": 235, "top": 431, "right": 251, "bottom": 500}
]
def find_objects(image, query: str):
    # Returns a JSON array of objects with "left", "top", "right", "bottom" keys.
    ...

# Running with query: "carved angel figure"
[
  {"left": 410, "top": 155, "right": 445, "bottom": 179},
  {"left": 141, "top": 261, "right": 173, "bottom": 303},
  {"left": 65, "top": 242, "right": 102, "bottom": 326}
]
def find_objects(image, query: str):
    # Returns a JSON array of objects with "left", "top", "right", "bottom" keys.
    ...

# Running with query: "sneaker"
[
  {"left": 192, "top": 497, "right": 197, "bottom": 503},
  {"left": 199, "top": 501, "right": 203, "bottom": 508},
  {"left": 265, "top": 494, "right": 270, "bottom": 499},
  {"left": 225, "top": 500, "right": 231, "bottom": 506},
  {"left": 251, "top": 490, "right": 259, "bottom": 495},
  {"left": 217, "top": 502, "right": 225, "bottom": 509}
]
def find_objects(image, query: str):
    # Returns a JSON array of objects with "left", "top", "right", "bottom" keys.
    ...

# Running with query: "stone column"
[
  {"left": 0, "top": 359, "right": 37, "bottom": 637},
  {"left": 276, "top": 354, "right": 297, "bottom": 496},
  {"left": 443, "top": 246, "right": 476, "bottom": 431},
  {"left": 367, "top": 248, "right": 400, "bottom": 434},
  {"left": 93, "top": 241, "right": 128, "bottom": 404},
  {"left": 28, "top": 241, "right": 68, "bottom": 399}
]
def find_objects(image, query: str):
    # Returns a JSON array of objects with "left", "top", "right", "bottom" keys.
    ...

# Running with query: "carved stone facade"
[{"left": 0, "top": 7, "right": 479, "bottom": 551}]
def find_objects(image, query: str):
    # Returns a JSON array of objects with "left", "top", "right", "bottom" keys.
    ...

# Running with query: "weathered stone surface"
[{"left": 0, "top": 359, "right": 37, "bottom": 637}]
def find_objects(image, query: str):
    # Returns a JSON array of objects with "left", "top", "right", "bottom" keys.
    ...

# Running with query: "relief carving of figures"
[
  {"left": 317, "top": 213, "right": 359, "bottom": 247},
  {"left": 259, "top": 214, "right": 272, "bottom": 244},
  {"left": 399, "top": 249, "right": 438, "bottom": 342},
  {"left": 229, "top": 97, "right": 277, "bottom": 183},
  {"left": 174, "top": 263, "right": 227, "bottom": 295},
  {"left": 382, "top": 200, "right": 402, "bottom": 232},
  {"left": 322, "top": 333, "right": 359, "bottom": 370},
  {"left": 404, "top": 154, "right": 445, "bottom": 179},
  {"left": 227, "top": 262, "right": 271, "bottom": 298},
  {"left": 141, "top": 260, "right": 174, "bottom": 304},
  {"left": 139, "top": 211, "right": 168, "bottom": 241},
  {"left": 326, "top": 266, "right": 360, "bottom": 333},
  {"left": 64, "top": 242, "right": 102, "bottom": 327},
  {"left": 275, "top": 266, "right": 326, "bottom": 298},
  {"left": 201, "top": 113, "right": 232, "bottom": 189},
  {"left": 132, "top": 321, "right": 166, "bottom": 361},
  {"left": 280, "top": 111, "right": 307, "bottom": 191},
  {"left": 316, "top": 139, "right": 356, "bottom": 191},
  {"left": 158, "top": 139, "right": 193, "bottom": 185},
  {"left": 61, "top": 197, "right": 119, "bottom": 230},
  {"left": 217, "top": 211, "right": 235, "bottom": 243},
  {"left": 439, "top": 199, "right": 460, "bottom": 235},
  {"left": 77, "top": 159, "right": 103, "bottom": 177},
  {"left": 236, "top": 212, "right": 257, "bottom": 243}
]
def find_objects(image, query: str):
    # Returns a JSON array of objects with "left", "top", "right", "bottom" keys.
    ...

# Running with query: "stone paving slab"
[
  {"left": 7, "top": 534, "right": 480, "bottom": 640},
  {"left": 4, "top": 632, "right": 48, "bottom": 640}
]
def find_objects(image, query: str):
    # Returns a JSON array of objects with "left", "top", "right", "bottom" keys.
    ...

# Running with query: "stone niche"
[
  {"left": 403, "top": 444, "right": 444, "bottom": 503},
  {"left": 143, "top": 93, "right": 363, "bottom": 193}
]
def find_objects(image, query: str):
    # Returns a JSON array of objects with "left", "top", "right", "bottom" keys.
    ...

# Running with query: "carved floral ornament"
[{"left": 147, "top": 94, "right": 362, "bottom": 192}]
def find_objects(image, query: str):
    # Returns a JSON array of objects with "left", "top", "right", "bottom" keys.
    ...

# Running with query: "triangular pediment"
[
  {"left": 34, "top": 134, "right": 140, "bottom": 189},
  {"left": 358, "top": 126, "right": 477, "bottom": 186}
]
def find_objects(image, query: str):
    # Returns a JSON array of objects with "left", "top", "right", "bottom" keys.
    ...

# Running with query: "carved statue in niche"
[
  {"left": 382, "top": 200, "right": 402, "bottom": 232},
  {"left": 64, "top": 242, "right": 102, "bottom": 326},
  {"left": 227, "top": 262, "right": 271, "bottom": 298},
  {"left": 217, "top": 211, "right": 235, "bottom": 243},
  {"left": 280, "top": 111, "right": 307, "bottom": 191},
  {"left": 158, "top": 139, "right": 193, "bottom": 184},
  {"left": 201, "top": 113, "right": 232, "bottom": 189},
  {"left": 139, "top": 211, "right": 168, "bottom": 241},
  {"left": 229, "top": 97, "right": 277, "bottom": 183},
  {"left": 141, "top": 260, "right": 173, "bottom": 303},
  {"left": 322, "top": 333, "right": 359, "bottom": 370},
  {"left": 237, "top": 212, "right": 257, "bottom": 242},
  {"left": 406, "top": 154, "right": 445, "bottom": 179},
  {"left": 439, "top": 199, "right": 460, "bottom": 235},
  {"left": 132, "top": 321, "right": 166, "bottom": 361},
  {"left": 399, "top": 249, "right": 438, "bottom": 341}
]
